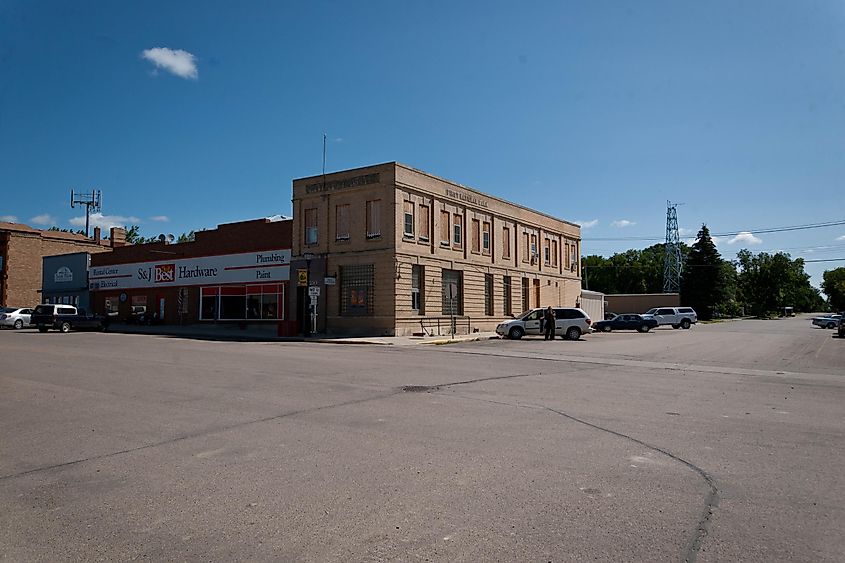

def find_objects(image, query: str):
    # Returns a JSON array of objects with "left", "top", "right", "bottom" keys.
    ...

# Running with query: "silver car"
[
  {"left": 0, "top": 307, "right": 33, "bottom": 329},
  {"left": 811, "top": 314, "right": 841, "bottom": 329}
]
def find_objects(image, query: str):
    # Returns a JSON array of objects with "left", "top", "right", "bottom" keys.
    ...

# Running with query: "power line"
[{"left": 583, "top": 218, "right": 845, "bottom": 242}]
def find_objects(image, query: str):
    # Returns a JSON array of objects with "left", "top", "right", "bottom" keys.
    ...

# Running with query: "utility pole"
[
  {"left": 663, "top": 201, "right": 682, "bottom": 293},
  {"left": 70, "top": 189, "right": 102, "bottom": 237}
]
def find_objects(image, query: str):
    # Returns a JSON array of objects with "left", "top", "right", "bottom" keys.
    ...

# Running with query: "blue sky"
[{"left": 1, "top": 1, "right": 844, "bottom": 287}]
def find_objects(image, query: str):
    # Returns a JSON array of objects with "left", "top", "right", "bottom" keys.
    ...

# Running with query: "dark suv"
[{"left": 839, "top": 314, "right": 845, "bottom": 338}]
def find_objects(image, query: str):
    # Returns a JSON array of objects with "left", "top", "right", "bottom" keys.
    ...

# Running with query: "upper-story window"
[
  {"left": 366, "top": 200, "right": 381, "bottom": 239},
  {"left": 552, "top": 239, "right": 558, "bottom": 266},
  {"left": 471, "top": 219, "right": 480, "bottom": 253},
  {"left": 440, "top": 210, "right": 450, "bottom": 246},
  {"left": 403, "top": 200, "right": 414, "bottom": 238},
  {"left": 522, "top": 232, "right": 529, "bottom": 262},
  {"left": 482, "top": 221, "right": 490, "bottom": 254},
  {"left": 453, "top": 214, "right": 463, "bottom": 247},
  {"left": 502, "top": 226, "right": 511, "bottom": 258},
  {"left": 336, "top": 204, "right": 350, "bottom": 241},
  {"left": 304, "top": 208, "right": 318, "bottom": 245},
  {"left": 419, "top": 205, "right": 430, "bottom": 241},
  {"left": 530, "top": 234, "right": 537, "bottom": 262},
  {"left": 544, "top": 238, "right": 551, "bottom": 265}
]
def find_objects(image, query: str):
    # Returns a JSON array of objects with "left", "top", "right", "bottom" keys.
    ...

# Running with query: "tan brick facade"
[
  {"left": 0, "top": 223, "right": 120, "bottom": 308},
  {"left": 292, "top": 163, "right": 582, "bottom": 336}
]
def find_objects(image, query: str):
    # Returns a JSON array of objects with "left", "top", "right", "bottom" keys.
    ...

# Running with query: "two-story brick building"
[{"left": 291, "top": 162, "right": 581, "bottom": 336}]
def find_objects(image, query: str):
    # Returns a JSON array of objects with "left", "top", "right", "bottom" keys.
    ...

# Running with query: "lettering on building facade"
[
  {"left": 305, "top": 173, "right": 380, "bottom": 194},
  {"left": 445, "top": 187, "right": 488, "bottom": 208}
]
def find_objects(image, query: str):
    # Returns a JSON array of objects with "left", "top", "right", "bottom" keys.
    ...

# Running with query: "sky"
[{"left": 1, "top": 0, "right": 844, "bottom": 288}]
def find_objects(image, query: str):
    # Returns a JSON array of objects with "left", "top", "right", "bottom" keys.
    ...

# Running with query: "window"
[
  {"left": 419, "top": 205, "right": 430, "bottom": 240},
  {"left": 530, "top": 234, "right": 537, "bottom": 261},
  {"left": 503, "top": 227, "right": 511, "bottom": 258},
  {"left": 304, "top": 208, "right": 318, "bottom": 245},
  {"left": 441, "top": 269, "right": 463, "bottom": 315},
  {"left": 523, "top": 233, "right": 530, "bottom": 262},
  {"left": 544, "top": 238, "right": 551, "bottom": 265},
  {"left": 411, "top": 265, "right": 423, "bottom": 313},
  {"left": 484, "top": 274, "right": 493, "bottom": 316},
  {"left": 336, "top": 204, "right": 350, "bottom": 240},
  {"left": 482, "top": 222, "right": 490, "bottom": 254},
  {"left": 552, "top": 240, "right": 558, "bottom": 266},
  {"left": 440, "top": 210, "right": 450, "bottom": 245},
  {"left": 565, "top": 242, "right": 571, "bottom": 268},
  {"left": 453, "top": 214, "right": 462, "bottom": 247},
  {"left": 104, "top": 296, "right": 119, "bottom": 316},
  {"left": 521, "top": 277, "right": 530, "bottom": 312},
  {"left": 199, "top": 284, "right": 284, "bottom": 321},
  {"left": 366, "top": 200, "right": 381, "bottom": 238},
  {"left": 341, "top": 264, "right": 374, "bottom": 316},
  {"left": 503, "top": 276, "right": 512, "bottom": 316},
  {"left": 403, "top": 200, "right": 414, "bottom": 238},
  {"left": 471, "top": 219, "right": 480, "bottom": 253}
]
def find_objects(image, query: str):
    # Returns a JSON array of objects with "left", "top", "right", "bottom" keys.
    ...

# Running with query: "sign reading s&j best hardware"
[{"left": 89, "top": 250, "right": 291, "bottom": 291}]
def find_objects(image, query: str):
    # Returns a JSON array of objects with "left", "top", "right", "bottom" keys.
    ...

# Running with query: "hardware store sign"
[{"left": 89, "top": 250, "right": 291, "bottom": 290}]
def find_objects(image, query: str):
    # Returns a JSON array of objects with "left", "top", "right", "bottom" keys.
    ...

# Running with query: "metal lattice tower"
[{"left": 663, "top": 201, "right": 682, "bottom": 293}]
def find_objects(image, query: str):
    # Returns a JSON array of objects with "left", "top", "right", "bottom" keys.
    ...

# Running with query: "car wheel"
[
  {"left": 566, "top": 327, "right": 581, "bottom": 341},
  {"left": 602, "top": 325, "right": 612, "bottom": 332},
  {"left": 38, "top": 326, "right": 48, "bottom": 333},
  {"left": 827, "top": 322, "right": 835, "bottom": 329},
  {"left": 681, "top": 319, "right": 691, "bottom": 329},
  {"left": 13, "top": 319, "right": 23, "bottom": 329},
  {"left": 509, "top": 326, "right": 524, "bottom": 340},
  {"left": 60, "top": 322, "right": 71, "bottom": 333},
  {"left": 638, "top": 324, "right": 651, "bottom": 333}
]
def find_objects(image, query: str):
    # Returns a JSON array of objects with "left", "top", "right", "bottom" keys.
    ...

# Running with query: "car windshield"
[
  {"left": 33, "top": 305, "right": 53, "bottom": 315},
  {"left": 516, "top": 310, "right": 534, "bottom": 320},
  {"left": 1, "top": 307, "right": 15, "bottom": 313},
  {"left": 644, "top": 309, "right": 657, "bottom": 315}
]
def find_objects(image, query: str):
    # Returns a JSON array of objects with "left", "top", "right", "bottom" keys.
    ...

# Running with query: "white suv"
[
  {"left": 496, "top": 307, "right": 592, "bottom": 341},
  {"left": 642, "top": 307, "right": 697, "bottom": 329}
]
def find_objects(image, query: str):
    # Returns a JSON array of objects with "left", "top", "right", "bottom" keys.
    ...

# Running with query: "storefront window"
[
  {"left": 199, "top": 284, "right": 284, "bottom": 321},
  {"left": 341, "top": 264, "right": 374, "bottom": 316}
]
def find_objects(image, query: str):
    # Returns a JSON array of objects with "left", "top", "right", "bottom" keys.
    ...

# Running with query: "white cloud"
[
  {"left": 727, "top": 231, "right": 762, "bottom": 245},
  {"left": 149, "top": 215, "right": 170, "bottom": 222},
  {"left": 611, "top": 219, "right": 635, "bottom": 228},
  {"left": 837, "top": 234, "right": 845, "bottom": 241},
  {"left": 141, "top": 47, "right": 198, "bottom": 79},
  {"left": 0, "top": 215, "right": 18, "bottom": 223},
  {"left": 574, "top": 219, "right": 598, "bottom": 229},
  {"left": 678, "top": 227, "right": 694, "bottom": 236},
  {"left": 70, "top": 213, "right": 140, "bottom": 230},
  {"left": 30, "top": 214, "right": 57, "bottom": 226}
]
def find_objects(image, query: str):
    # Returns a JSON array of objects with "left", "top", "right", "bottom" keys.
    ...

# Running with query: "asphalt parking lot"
[{"left": 1, "top": 316, "right": 842, "bottom": 562}]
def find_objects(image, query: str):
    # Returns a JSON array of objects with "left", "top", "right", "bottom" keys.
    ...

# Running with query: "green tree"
[
  {"left": 681, "top": 225, "right": 725, "bottom": 320},
  {"left": 736, "top": 250, "right": 824, "bottom": 316},
  {"left": 582, "top": 243, "right": 688, "bottom": 294},
  {"left": 821, "top": 267, "right": 845, "bottom": 311}
]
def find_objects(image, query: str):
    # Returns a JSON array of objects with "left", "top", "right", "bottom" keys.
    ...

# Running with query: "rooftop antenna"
[
  {"left": 322, "top": 132, "right": 327, "bottom": 190},
  {"left": 663, "top": 200, "right": 683, "bottom": 293},
  {"left": 70, "top": 189, "right": 102, "bottom": 237}
]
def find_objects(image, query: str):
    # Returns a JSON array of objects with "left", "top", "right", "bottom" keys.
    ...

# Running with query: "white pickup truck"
[{"left": 642, "top": 307, "right": 698, "bottom": 329}]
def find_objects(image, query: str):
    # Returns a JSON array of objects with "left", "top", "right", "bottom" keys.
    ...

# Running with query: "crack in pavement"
[
  {"left": 415, "top": 371, "right": 719, "bottom": 563},
  {"left": 0, "top": 391, "right": 401, "bottom": 482}
]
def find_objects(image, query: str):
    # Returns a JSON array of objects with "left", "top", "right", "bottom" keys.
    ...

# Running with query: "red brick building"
[
  {"left": 88, "top": 218, "right": 293, "bottom": 329},
  {"left": 0, "top": 222, "right": 124, "bottom": 308}
]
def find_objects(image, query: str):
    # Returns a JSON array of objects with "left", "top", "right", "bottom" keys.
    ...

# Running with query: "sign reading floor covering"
[{"left": 88, "top": 249, "right": 291, "bottom": 291}]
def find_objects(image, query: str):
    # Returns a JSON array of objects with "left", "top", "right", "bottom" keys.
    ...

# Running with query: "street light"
[{"left": 303, "top": 252, "right": 315, "bottom": 336}]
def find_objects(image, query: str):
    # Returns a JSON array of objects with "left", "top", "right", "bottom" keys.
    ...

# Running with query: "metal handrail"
[{"left": 419, "top": 315, "right": 471, "bottom": 336}]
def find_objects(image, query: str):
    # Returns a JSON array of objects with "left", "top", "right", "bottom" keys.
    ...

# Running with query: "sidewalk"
[{"left": 103, "top": 323, "right": 498, "bottom": 346}]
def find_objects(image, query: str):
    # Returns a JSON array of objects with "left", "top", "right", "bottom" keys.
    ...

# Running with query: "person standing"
[{"left": 543, "top": 306, "right": 556, "bottom": 340}]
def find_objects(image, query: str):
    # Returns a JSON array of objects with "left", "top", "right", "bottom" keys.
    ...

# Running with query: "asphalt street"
[{"left": 0, "top": 316, "right": 842, "bottom": 562}]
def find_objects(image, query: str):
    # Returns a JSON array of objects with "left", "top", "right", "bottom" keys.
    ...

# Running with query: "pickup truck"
[{"left": 31, "top": 304, "right": 107, "bottom": 333}]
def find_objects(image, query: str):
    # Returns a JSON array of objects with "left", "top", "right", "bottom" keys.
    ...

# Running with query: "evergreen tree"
[{"left": 681, "top": 224, "right": 725, "bottom": 320}]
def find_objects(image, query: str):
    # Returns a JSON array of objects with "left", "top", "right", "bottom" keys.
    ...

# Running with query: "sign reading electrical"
[{"left": 89, "top": 250, "right": 291, "bottom": 290}]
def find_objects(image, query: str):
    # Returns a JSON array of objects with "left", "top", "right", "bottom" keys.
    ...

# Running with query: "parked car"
[
  {"left": 496, "top": 307, "right": 592, "bottom": 341},
  {"left": 592, "top": 314, "right": 658, "bottom": 333},
  {"left": 811, "top": 314, "right": 842, "bottom": 329},
  {"left": 839, "top": 315, "right": 845, "bottom": 338},
  {"left": 30, "top": 304, "right": 107, "bottom": 333},
  {"left": 642, "top": 307, "right": 698, "bottom": 329},
  {"left": 0, "top": 307, "right": 33, "bottom": 329}
]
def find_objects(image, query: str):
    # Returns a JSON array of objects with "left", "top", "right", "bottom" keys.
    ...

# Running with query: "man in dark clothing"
[{"left": 543, "top": 306, "right": 556, "bottom": 340}]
